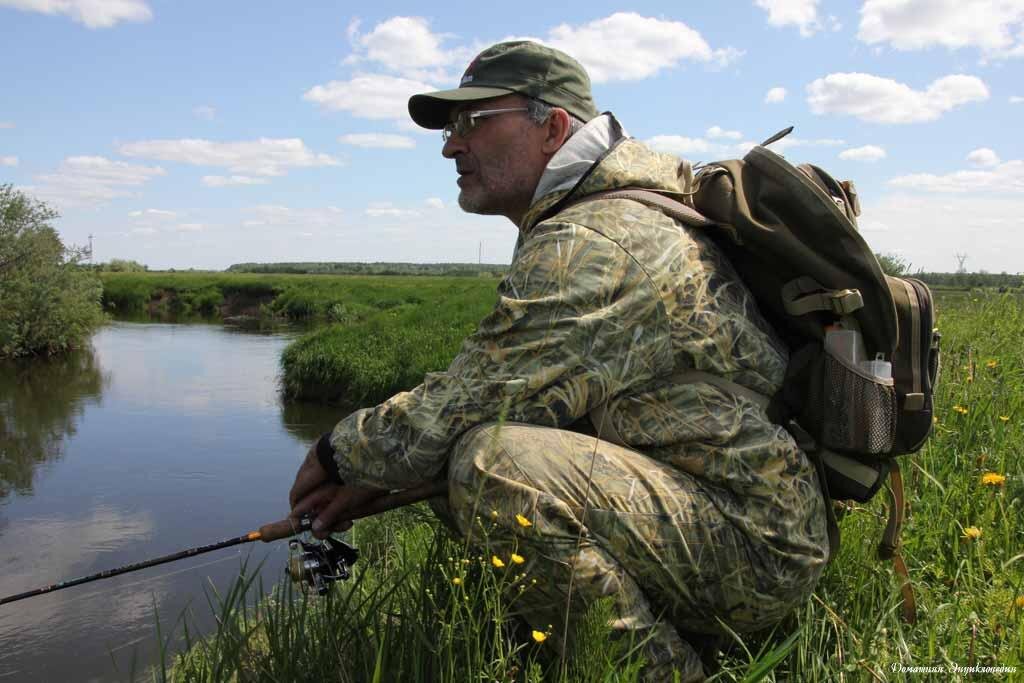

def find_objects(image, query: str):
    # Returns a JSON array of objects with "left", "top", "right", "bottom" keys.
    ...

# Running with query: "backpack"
[{"left": 558, "top": 128, "right": 940, "bottom": 624}]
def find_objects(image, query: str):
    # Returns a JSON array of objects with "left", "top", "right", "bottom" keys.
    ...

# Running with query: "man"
[{"left": 289, "top": 41, "right": 829, "bottom": 681}]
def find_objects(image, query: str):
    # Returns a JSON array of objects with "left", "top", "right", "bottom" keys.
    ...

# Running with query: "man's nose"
[{"left": 442, "top": 134, "right": 466, "bottom": 159}]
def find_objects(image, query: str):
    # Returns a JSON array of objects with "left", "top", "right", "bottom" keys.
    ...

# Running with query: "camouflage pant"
[{"left": 436, "top": 422, "right": 827, "bottom": 682}]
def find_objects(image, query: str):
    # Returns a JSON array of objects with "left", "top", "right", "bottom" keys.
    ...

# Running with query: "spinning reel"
[{"left": 285, "top": 515, "right": 360, "bottom": 595}]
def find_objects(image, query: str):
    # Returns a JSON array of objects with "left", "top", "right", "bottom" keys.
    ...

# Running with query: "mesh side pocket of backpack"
[{"left": 821, "top": 352, "right": 897, "bottom": 455}]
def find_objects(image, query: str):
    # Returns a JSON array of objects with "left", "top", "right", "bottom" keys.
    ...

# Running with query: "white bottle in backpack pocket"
[
  {"left": 862, "top": 354, "right": 892, "bottom": 381},
  {"left": 824, "top": 326, "right": 866, "bottom": 367}
]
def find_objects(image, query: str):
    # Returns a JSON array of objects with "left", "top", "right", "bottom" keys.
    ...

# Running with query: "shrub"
[{"left": 0, "top": 185, "right": 105, "bottom": 357}]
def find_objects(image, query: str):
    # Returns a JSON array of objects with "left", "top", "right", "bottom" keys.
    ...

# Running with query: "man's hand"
[{"left": 289, "top": 441, "right": 385, "bottom": 539}]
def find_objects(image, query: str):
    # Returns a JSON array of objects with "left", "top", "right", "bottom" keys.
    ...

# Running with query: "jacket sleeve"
[{"left": 328, "top": 221, "right": 673, "bottom": 490}]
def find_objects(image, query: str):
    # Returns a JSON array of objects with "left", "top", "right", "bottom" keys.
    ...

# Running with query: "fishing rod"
[{"left": 0, "top": 480, "right": 447, "bottom": 607}]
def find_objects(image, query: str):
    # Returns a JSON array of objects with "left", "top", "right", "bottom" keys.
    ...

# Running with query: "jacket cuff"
[{"left": 315, "top": 432, "right": 343, "bottom": 484}]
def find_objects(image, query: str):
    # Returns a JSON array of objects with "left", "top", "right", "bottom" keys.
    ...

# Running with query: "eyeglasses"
[{"left": 442, "top": 107, "right": 529, "bottom": 141}]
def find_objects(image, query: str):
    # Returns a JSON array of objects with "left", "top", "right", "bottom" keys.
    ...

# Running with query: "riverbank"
[
  {"left": 99, "top": 272, "right": 499, "bottom": 406},
  {"left": 160, "top": 288, "right": 1024, "bottom": 680},
  {"left": 99, "top": 271, "right": 498, "bottom": 321}
]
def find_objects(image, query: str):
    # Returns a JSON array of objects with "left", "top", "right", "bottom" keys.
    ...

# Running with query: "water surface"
[{"left": 0, "top": 321, "right": 343, "bottom": 682}]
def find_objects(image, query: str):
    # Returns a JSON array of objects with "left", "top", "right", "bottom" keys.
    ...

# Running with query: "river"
[{"left": 0, "top": 321, "right": 344, "bottom": 682}]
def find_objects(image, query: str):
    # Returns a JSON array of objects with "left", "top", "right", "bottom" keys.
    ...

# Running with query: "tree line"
[{"left": 227, "top": 262, "right": 507, "bottom": 277}]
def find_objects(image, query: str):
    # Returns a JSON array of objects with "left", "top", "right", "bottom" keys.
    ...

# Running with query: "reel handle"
[{"left": 257, "top": 479, "right": 448, "bottom": 542}]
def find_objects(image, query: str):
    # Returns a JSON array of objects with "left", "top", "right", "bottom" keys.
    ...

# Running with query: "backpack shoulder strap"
[{"left": 541, "top": 188, "right": 716, "bottom": 230}]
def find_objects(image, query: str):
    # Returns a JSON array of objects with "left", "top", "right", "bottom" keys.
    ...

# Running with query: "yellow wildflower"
[
  {"left": 986, "top": 359, "right": 998, "bottom": 369},
  {"left": 511, "top": 553, "right": 525, "bottom": 565},
  {"left": 452, "top": 577, "right": 462, "bottom": 586},
  {"left": 999, "top": 416, "right": 1010, "bottom": 422},
  {"left": 981, "top": 472, "right": 1006, "bottom": 487},
  {"left": 1016, "top": 596, "right": 1024, "bottom": 609},
  {"left": 953, "top": 405, "right": 968, "bottom": 415},
  {"left": 962, "top": 526, "right": 982, "bottom": 541},
  {"left": 933, "top": 416, "right": 939, "bottom": 424},
  {"left": 490, "top": 510, "right": 499, "bottom": 520},
  {"left": 531, "top": 630, "right": 548, "bottom": 643},
  {"left": 491, "top": 555, "right": 505, "bottom": 569},
  {"left": 515, "top": 514, "right": 533, "bottom": 528}
]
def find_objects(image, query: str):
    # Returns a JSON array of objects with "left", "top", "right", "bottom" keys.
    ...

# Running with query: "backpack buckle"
[{"left": 828, "top": 289, "right": 864, "bottom": 315}]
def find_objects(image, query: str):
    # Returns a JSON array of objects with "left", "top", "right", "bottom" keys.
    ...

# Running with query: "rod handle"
[{"left": 257, "top": 480, "right": 448, "bottom": 542}]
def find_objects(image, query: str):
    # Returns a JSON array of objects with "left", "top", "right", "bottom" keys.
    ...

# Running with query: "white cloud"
[
  {"left": 202, "top": 175, "right": 269, "bottom": 187},
  {"left": 424, "top": 197, "right": 444, "bottom": 209},
  {"left": 0, "top": 0, "right": 152, "bottom": 29},
  {"left": 175, "top": 223, "right": 205, "bottom": 232},
  {"left": 840, "top": 145, "right": 887, "bottom": 162},
  {"left": 545, "top": 12, "right": 741, "bottom": 82},
  {"left": 755, "top": 0, "right": 822, "bottom": 36},
  {"left": 706, "top": 126, "right": 742, "bottom": 140},
  {"left": 864, "top": 193, "right": 1024, "bottom": 272},
  {"left": 858, "top": 0, "right": 1024, "bottom": 59},
  {"left": 338, "top": 133, "right": 416, "bottom": 149},
  {"left": 118, "top": 138, "right": 339, "bottom": 176},
  {"left": 0, "top": 122, "right": 14, "bottom": 129},
  {"left": 858, "top": 218, "right": 890, "bottom": 232},
  {"left": 129, "top": 227, "right": 157, "bottom": 235},
  {"left": 128, "top": 208, "right": 176, "bottom": 218},
  {"left": 889, "top": 159, "right": 1024, "bottom": 193},
  {"left": 26, "top": 156, "right": 164, "bottom": 207},
  {"left": 304, "top": 74, "right": 436, "bottom": 121},
  {"left": 365, "top": 201, "right": 420, "bottom": 218},
  {"left": 645, "top": 136, "right": 713, "bottom": 157},
  {"left": 807, "top": 72, "right": 989, "bottom": 123},
  {"left": 193, "top": 105, "right": 216, "bottom": 120},
  {"left": 765, "top": 87, "right": 787, "bottom": 103},
  {"left": 967, "top": 147, "right": 1001, "bottom": 167},
  {"left": 647, "top": 132, "right": 842, "bottom": 159},
  {"left": 344, "top": 16, "right": 470, "bottom": 82},
  {"left": 244, "top": 204, "right": 344, "bottom": 230},
  {"left": 768, "top": 136, "right": 845, "bottom": 153},
  {"left": 1010, "top": 96, "right": 1024, "bottom": 103},
  {"left": 1, "top": 156, "right": 18, "bottom": 166},
  {"left": 317, "top": 13, "right": 740, "bottom": 124}
]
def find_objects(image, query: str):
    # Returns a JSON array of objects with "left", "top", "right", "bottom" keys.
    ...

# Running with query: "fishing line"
[{"left": 57, "top": 548, "right": 252, "bottom": 608}]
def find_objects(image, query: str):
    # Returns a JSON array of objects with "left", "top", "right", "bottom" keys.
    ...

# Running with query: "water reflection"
[
  {"left": 279, "top": 398, "right": 352, "bottom": 443},
  {"left": 0, "top": 322, "right": 308, "bottom": 682},
  {"left": 0, "top": 346, "right": 107, "bottom": 499},
  {"left": 0, "top": 505, "right": 155, "bottom": 634}
]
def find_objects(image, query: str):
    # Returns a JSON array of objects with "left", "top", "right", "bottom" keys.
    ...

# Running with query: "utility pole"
[
  {"left": 87, "top": 234, "right": 94, "bottom": 264},
  {"left": 478, "top": 241, "right": 482, "bottom": 266},
  {"left": 955, "top": 252, "right": 968, "bottom": 274}
]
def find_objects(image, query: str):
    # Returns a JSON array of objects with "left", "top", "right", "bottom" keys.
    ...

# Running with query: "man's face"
[{"left": 441, "top": 94, "right": 549, "bottom": 223}]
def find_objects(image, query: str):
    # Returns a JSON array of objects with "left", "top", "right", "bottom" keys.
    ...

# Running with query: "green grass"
[
  {"left": 98, "top": 271, "right": 497, "bottom": 321},
  {"left": 143, "top": 288, "right": 1024, "bottom": 682},
  {"left": 279, "top": 285, "right": 495, "bottom": 404}
]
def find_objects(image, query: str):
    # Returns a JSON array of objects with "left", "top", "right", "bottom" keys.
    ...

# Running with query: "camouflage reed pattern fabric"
[{"left": 329, "top": 132, "right": 829, "bottom": 679}]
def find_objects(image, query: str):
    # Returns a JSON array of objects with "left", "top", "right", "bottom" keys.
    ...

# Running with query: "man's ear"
[{"left": 540, "top": 108, "right": 572, "bottom": 154}]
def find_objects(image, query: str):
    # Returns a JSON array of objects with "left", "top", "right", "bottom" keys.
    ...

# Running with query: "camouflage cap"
[{"left": 408, "top": 41, "right": 599, "bottom": 129}]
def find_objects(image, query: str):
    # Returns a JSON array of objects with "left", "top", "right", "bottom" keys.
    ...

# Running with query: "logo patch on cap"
[{"left": 460, "top": 74, "right": 474, "bottom": 85}]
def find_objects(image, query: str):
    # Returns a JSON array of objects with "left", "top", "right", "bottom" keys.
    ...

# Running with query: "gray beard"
[{"left": 457, "top": 189, "right": 501, "bottom": 216}]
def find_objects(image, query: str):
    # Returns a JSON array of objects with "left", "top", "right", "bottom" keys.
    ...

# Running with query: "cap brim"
[{"left": 408, "top": 86, "right": 515, "bottom": 129}]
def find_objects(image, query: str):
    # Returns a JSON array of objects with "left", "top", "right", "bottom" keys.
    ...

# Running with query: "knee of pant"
[{"left": 448, "top": 422, "right": 504, "bottom": 498}]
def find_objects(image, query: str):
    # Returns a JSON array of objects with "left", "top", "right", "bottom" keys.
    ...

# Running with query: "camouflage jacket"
[{"left": 330, "top": 115, "right": 827, "bottom": 567}]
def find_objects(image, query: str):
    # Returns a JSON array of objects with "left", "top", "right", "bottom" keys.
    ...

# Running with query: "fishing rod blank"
[
  {"left": 0, "top": 519, "right": 302, "bottom": 607},
  {"left": 0, "top": 480, "right": 446, "bottom": 607}
]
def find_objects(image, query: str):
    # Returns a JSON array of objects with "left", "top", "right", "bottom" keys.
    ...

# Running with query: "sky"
[{"left": 0, "top": 0, "right": 1022, "bottom": 272}]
